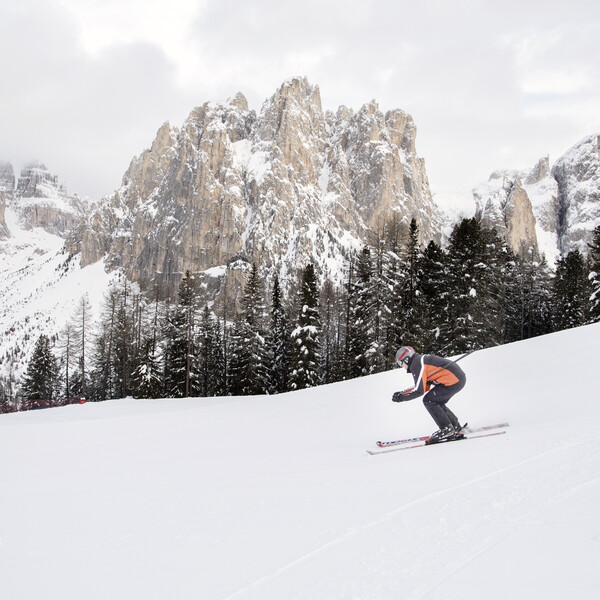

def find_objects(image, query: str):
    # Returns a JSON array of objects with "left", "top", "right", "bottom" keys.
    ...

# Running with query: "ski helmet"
[{"left": 395, "top": 346, "right": 415, "bottom": 367}]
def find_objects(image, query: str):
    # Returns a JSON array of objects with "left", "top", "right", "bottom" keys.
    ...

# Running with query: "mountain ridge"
[{"left": 61, "top": 77, "right": 440, "bottom": 299}]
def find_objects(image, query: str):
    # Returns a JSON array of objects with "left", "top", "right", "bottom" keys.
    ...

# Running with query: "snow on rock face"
[
  {"left": 474, "top": 173, "right": 541, "bottom": 258},
  {"left": 551, "top": 134, "right": 600, "bottom": 254},
  {"left": 65, "top": 77, "right": 438, "bottom": 299},
  {"left": 474, "top": 135, "right": 600, "bottom": 264},
  {"left": 2, "top": 162, "right": 89, "bottom": 237}
]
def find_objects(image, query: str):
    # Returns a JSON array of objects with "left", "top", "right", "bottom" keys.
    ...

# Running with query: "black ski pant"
[{"left": 423, "top": 379, "right": 466, "bottom": 430}]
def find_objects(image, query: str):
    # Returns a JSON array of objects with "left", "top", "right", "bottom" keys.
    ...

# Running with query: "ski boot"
[{"left": 427, "top": 424, "right": 465, "bottom": 444}]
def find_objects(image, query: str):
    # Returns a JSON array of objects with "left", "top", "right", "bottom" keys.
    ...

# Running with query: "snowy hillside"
[
  {"left": 0, "top": 204, "right": 113, "bottom": 378},
  {"left": 2, "top": 323, "right": 600, "bottom": 599}
]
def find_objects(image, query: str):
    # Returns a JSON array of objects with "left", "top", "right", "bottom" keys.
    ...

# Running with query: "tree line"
[{"left": 2, "top": 217, "right": 600, "bottom": 412}]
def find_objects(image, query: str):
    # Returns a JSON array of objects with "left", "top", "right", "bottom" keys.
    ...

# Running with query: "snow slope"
[
  {"left": 0, "top": 205, "right": 114, "bottom": 378},
  {"left": 1, "top": 324, "right": 600, "bottom": 599}
]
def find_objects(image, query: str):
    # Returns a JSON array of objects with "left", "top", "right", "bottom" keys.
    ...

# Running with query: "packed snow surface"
[{"left": 2, "top": 323, "right": 600, "bottom": 599}]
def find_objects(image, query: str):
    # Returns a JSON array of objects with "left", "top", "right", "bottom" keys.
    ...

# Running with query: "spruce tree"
[
  {"left": 416, "top": 240, "right": 448, "bottom": 352},
  {"left": 588, "top": 225, "right": 600, "bottom": 323},
  {"left": 347, "top": 247, "right": 377, "bottom": 377},
  {"left": 290, "top": 263, "right": 321, "bottom": 390},
  {"left": 164, "top": 270, "right": 199, "bottom": 397},
  {"left": 20, "top": 335, "right": 60, "bottom": 407},
  {"left": 399, "top": 219, "right": 426, "bottom": 349},
  {"left": 112, "top": 300, "right": 133, "bottom": 398},
  {"left": 131, "top": 337, "right": 163, "bottom": 399},
  {"left": 319, "top": 278, "right": 344, "bottom": 384},
  {"left": 267, "top": 274, "right": 291, "bottom": 394},
  {"left": 227, "top": 264, "right": 268, "bottom": 395},
  {"left": 552, "top": 249, "right": 590, "bottom": 331},
  {"left": 197, "top": 306, "right": 225, "bottom": 397},
  {"left": 503, "top": 249, "right": 554, "bottom": 342},
  {"left": 227, "top": 313, "right": 251, "bottom": 396},
  {"left": 443, "top": 218, "right": 505, "bottom": 353}
]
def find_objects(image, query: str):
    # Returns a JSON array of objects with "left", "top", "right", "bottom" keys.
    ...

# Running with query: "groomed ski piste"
[{"left": 2, "top": 323, "right": 600, "bottom": 599}]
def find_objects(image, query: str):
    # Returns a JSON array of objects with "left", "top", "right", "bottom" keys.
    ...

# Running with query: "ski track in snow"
[
  {"left": 222, "top": 437, "right": 596, "bottom": 600},
  {"left": 420, "top": 474, "right": 600, "bottom": 599}
]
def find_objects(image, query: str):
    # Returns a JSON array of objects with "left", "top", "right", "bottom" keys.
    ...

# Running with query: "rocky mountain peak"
[
  {"left": 474, "top": 133, "right": 600, "bottom": 262},
  {"left": 552, "top": 134, "right": 600, "bottom": 254},
  {"left": 15, "top": 161, "right": 62, "bottom": 198},
  {"left": 64, "top": 78, "right": 441, "bottom": 301},
  {"left": 525, "top": 156, "right": 550, "bottom": 185},
  {"left": 229, "top": 91, "right": 249, "bottom": 111},
  {"left": 8, "top": 162, "right": 88, "bottom": 236}
]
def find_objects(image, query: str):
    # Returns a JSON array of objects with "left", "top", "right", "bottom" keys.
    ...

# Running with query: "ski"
[
  {"left": 376, "top": 422, "right": 509, "bottom": 448},
  {"left": 367, "top": 430, "right": 507, "bottom": 455}
]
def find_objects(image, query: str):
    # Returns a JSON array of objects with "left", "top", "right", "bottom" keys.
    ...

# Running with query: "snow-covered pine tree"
[
  {"left": 164, "top": 270, "right": 199, "bottom": 397},
  {"left": 88, "top": 287, "right": 119, "bottom": 401},
  {"left": 347, "top": 246, "right": 378, "bottom": 377},
  {"left": 20, "top": 334, "right": 60, "bottom": 408},
  {"left": 479, "top": 225, "right": 511, "bottom": 344},
  {"left": 290, "top": 263, "right": 321, "bottom": 390},
  {"left": 367, "top": 228, "right": 395, "bottom": 372},
  {"left": 319, "top": 278, "right": 344, "bottom": 384},
  {"left": 588, "top": 225, "right": 600, "bottom": 323},
  {"left": 398, "top": 219, "right": 427, "bottom": 350},
  {"left": 415, "top": 239, "right": 448, "bottom": 352},
  {"left": 267, "top": 274, "right": 291, "bottom": 394},
  {"left": 552, "top": 249, "right": 590, "bottom": 331},
  {"left": 443, "top": 218, "right": 505, "bottom": 353},
  {"left": 527, "top": 255, "right": 554, "bottom": 337},
  {"left": 197, "top": 305, "right": 225, "bottom": 397},
  {"left": 130, "top": 281, "right": 168, "bottom": 398},
  {"left": 130, "top": 336, "right": 163, "bottom": 399},
  {"left": 227, "top": 264, "right": 268, "bottom": 396},
  {"left": 380, "top": 219, "right": 405, "bottom": 358},
  {"left": 502, "top": 248, "right": 553, "bottom": 342},
  {"left": 112, "top": 297, "right": 134, "bottom": 398}
]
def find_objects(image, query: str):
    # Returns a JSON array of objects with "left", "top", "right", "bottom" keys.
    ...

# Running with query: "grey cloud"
[{"left": 0, "top": 2, "right": 193, "bottom": 200}]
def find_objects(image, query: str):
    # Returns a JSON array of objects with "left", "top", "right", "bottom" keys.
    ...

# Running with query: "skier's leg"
[
  {"left": 423, "top": 389, "right": 454, "bottom": 429},
  {"left": 440, "top": 404, "right": 461, "bottom": 429},
  {"left": 424, "top": 399, "right": 453, "bottom": 429},
  {"left": 423, "top": 381, "right": 464, "bottom": 430}
]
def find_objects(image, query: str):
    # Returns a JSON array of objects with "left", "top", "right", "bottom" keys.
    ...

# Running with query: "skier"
[{"left": 392, "top": 346, "right": 467, "bottom": 443}]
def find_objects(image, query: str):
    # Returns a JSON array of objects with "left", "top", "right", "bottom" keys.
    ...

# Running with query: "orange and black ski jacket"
[{"left": 401, "top": 353, "right": 466, "bottom": 401}]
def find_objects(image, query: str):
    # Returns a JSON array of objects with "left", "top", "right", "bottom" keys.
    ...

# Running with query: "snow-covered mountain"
[
  {"left": 474, "top": 134, "right": 600, "bottom": 262},
  {"left": 0, "top": 162, "right": 110, "bottom": 379},
  {"left": 1, "top": 79, "right": 599, "bottom": 380},
  {"left": 65, "top": 77, "right": 440, "bottom": 299},
  {"left": 0, "top": 201, "right": 113, "bottom": 378},
  {"left": 1, "top": 161, "right": 88, "bottom": 237},
  {"left": 1, "top": 322, "right": 599, "bottom": 599},
  {"left": 1, "top": 78, "right": 442, "bottom": 378}
]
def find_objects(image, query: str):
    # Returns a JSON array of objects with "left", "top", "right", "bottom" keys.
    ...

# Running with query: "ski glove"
[{"left": 392, "top": 389, "right": 413, "bottom": 402}]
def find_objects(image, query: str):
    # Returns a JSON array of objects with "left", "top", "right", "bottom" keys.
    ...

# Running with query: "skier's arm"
[
  {"left": 392, "top": 385, "right": 423, "bottom": 402},
  {"left": 392, "top": 357, "right": 425, "bottom": 402}
]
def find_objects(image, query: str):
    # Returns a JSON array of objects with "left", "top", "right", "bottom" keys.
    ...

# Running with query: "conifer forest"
[{"left": 3, "top": 217, "right": 600, "bottom": 413}]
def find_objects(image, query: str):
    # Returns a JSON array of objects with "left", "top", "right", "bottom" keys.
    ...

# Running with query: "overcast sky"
[{"left": 1, "top": 0, "right": 599, "bottom": 205}]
